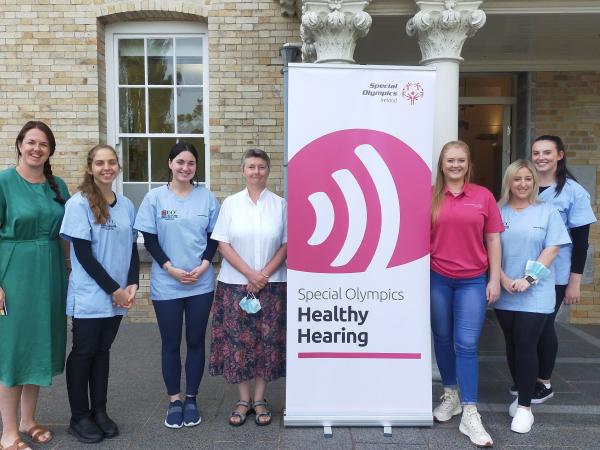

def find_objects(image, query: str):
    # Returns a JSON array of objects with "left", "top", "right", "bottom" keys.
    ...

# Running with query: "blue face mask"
[
  {"left": 525, "top": 260, "right": 551, "bottom": 281},
  {"left": 239, "top": 292, "right": 261, "bottom": 314}
]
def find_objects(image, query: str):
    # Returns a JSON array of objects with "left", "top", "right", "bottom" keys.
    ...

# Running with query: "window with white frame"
[{"left": 106, "top": 22, "right": 209, "bottom": 208}]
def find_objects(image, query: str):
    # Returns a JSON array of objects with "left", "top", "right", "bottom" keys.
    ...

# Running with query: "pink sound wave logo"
[{"left": 288, "top": 129, "right": 431, "bottom": 273}]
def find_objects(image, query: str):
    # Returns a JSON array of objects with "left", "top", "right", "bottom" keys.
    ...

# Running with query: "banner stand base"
[
  {"left": 323, "top": 425, "right": 392, "bottom": 439},
  {"left": 284, "top": 413, "right": 433, "bottom": 428}
]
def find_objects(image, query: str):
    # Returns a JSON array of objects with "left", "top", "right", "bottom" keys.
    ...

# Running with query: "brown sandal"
[
  {"left": 0, "top": 437, "right": 31, "bottom": 450},
  {"left": 22, "top": 425, "right": 53, "bottom": 444}
]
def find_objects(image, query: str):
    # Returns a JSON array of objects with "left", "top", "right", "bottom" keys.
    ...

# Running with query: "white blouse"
[{"left": 212, "top": 188, "right": 287, "bottom": 284}]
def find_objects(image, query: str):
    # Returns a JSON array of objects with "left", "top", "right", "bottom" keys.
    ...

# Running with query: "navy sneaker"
[
  {"left": 183, "top": 398, "right": 202, "bottom": 427},
  {"left": 531, "top": 381, "right": 553, "bottom": 404},
  {"left": 164, "top": 400, "right": 184, "bottom": 428}
]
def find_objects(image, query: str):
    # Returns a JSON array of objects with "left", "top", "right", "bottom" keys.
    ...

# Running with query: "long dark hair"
[
  {"left": 533, "top": 134, "right": 577, "bottom": 197},
  {"left": 15, "top": 121, "right": 66, "bottom": 205},
  {"left": 78, "top": 144, "right": 119, "bottom": 224},
  {"left": 168, "top": 142, "right": 199, "bottom": 185}
]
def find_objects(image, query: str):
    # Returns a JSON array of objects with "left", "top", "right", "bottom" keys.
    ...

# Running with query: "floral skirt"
[{"left": 209, "top": 281, "right": 286, "bottom": 384}]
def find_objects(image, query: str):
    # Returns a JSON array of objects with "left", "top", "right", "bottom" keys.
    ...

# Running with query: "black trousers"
[
  {"left": 537, "top": 284, "right": 567, "bottom": 380},
  {"left": 495, "top": 309, "right": 548, "bottom": 407},
  {"left": 66, "top": 316, "right": 122, "bottom": 420}
]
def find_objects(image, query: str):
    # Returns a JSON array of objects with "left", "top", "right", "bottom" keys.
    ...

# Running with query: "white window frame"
[{"left": 105, "top": 21, "right": 210, "bottom": 195}]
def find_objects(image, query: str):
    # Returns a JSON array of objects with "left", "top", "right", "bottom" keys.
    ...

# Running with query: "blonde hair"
[
  {"left": 498, "top": 159, "right": 539, "bottom": 207},
  {"left": 431, "top": 140, "right": 473, "bottom": 224}
]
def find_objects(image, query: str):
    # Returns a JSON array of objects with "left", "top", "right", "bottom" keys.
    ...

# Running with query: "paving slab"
[{"left": 2, "top": 311, "right": 599, "bottom": 449}]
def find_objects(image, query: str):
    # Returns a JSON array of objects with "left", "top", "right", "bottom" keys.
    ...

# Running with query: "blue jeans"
[{"left": 430, "top": 270, "right": 487, "bottom": 404}]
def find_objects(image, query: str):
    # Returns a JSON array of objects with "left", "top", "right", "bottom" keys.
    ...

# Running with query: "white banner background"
[{"left": 285, "top": 64, "right": 436, "bottom": 426}]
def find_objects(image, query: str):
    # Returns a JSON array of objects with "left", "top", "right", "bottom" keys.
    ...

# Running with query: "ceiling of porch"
[{"left": 354, "top": 12, "right": 600, "bottom": 71}]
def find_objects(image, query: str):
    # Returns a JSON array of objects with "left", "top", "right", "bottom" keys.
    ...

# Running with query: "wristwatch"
[{"left": 524, "top": 275, "right": 537, "bottom": 286}]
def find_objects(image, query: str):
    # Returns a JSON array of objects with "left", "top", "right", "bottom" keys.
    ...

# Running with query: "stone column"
[
  {"left": 407, "top": 0, "right": 486, "bottom": 167},
  {"left": 301, "top": 0, "right": 373, "bottom": 63}
]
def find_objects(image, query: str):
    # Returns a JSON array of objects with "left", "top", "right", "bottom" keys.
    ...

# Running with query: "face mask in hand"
[
  {"left": 525, "top": 260, "right": 551, "bottom": 281},
  {"left": 239, "top": 292, "right": 261, "bottom": 314}
]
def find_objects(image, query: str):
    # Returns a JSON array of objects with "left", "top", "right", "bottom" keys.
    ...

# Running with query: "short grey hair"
[{"left": 241, "top": 148, "right": 271, "bottom": 171}]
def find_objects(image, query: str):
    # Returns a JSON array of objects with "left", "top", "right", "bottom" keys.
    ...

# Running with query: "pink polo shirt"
[{"left": 431, "top": 183, "right": 504, "bottom": 279}]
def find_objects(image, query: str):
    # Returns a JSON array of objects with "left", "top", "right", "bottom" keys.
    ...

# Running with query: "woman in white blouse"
[{"left": 209, "top": 149, "right": 287, "bottom": 427}]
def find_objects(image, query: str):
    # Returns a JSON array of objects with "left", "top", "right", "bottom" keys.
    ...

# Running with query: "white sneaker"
[
  {"left": 433, "top": 389, "right": 462, "bottom": 422},
  {"left": 511, "top": 407, "right": 534, "bottom": 433},
  {"left": 459, "top": 406, "right": 493, "bottom": 447},
  {"left": 509, "top": 398, "right": 518, "bottom": 417}
]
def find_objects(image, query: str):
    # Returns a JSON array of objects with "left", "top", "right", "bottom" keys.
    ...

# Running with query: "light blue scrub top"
[
  {"left": 134, "top": 185, "right": 219, "bottom": 301},
  {"left": 495, "top": 203, "right": 571, "bottom": 314},
  {"left": 538, "top": 179, "right": 596, "bottom": 284},
  {"left": 60, "top": 192, "right": 137, "bottom": 318}
]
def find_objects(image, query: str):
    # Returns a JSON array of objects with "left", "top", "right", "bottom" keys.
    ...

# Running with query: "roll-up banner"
[{"left": 285, "top": 64, "right": 435, "bottom": 427}]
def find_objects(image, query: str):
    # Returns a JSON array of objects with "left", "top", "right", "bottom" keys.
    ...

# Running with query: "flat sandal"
[
  {"left": 0, "top": 437, "right": 31, "bottom": 450},
  {"left": 229, "top": 400, "right": 253, "bottom": 427},
  {"left": 252, "top": 399, "right": 272, "bottom": 426}
]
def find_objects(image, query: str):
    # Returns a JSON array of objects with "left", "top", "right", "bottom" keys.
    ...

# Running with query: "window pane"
[
  {"left": 150, "top": 138, "right": 177, "bottom": 182},
  {"left": 148, "top": 88, "right": 174, "bottom": 133},
  {"left": 123, "top": 183, "right": 150, "bottom": 211},
  {"left": 184, "top": 137, "right": 206, "bottom": 183},
  {"left": 177, "top": 88, "right": 203, "bottom": 134},
  {"left": 119, "top": 88, "right": 145, "bottom": 133},
  {"left": 148, "top": 39, "right": 173, "bottom": 85},
  {"left": 176, "top": 38, "right": 203, "bottom": 85},
  {"left": 118, "top": 39, "right": 144, "bottom": 85},
  {"left": 122, "top": 137, "right": 148, "bottom": 182}
]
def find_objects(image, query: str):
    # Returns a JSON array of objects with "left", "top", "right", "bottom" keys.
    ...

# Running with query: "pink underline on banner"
[{"left": 298, "top": 352, "right": 421, "bottom": 359}]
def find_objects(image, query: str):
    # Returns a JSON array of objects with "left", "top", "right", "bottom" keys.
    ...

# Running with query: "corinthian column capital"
[
  {"left": 301, "top": 0, "right": 372, "bottom": 63},
  {"left": 406, "top": 0, "right": 486, "bottom": 64}
]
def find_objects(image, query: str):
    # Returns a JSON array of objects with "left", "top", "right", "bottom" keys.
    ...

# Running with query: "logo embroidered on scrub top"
[
  {"left": 100, "top": 218, "right": 117, "bottom": 231},
  {"left": 160, "top": 210, "right": 179, "bottom": 220}
]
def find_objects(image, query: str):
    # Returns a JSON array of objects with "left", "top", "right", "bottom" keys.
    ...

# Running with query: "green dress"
[{"left": 0, "top": 167, "right": 69, "bottom": 387}]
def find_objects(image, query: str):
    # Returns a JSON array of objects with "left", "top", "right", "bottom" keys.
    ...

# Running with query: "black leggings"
[
  {"left": 495, "top": 309, "right": 548, "bottom": 407},
  {"left": 66, "top": 316, "right": 123, "bottom": 420},
  {"left": 536, "top": 285, "right": 567, "bottom": 380},
  {"left": 152, "top": 292, "right": 213, "bottom": 396}
]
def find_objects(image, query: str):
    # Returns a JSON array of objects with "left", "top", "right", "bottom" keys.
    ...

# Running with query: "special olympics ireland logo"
[
  {"left": 402, "top": 82, "right": 424, "bottom": 105},
  {"left": 288, "top": 129, "right": 431, "bottom": 273}
]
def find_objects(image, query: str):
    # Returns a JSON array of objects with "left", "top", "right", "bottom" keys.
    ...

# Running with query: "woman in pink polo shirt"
[{"left": 430, "top": 140, "right": 503, "bottom": 448}]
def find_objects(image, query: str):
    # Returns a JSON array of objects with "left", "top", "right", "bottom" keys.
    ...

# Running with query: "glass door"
[
  {"left": 458, "top": 104, "right": 511, "bottom": 198},
  {"left": 459, "top": 75, "right": 516, "bottom": 198}
]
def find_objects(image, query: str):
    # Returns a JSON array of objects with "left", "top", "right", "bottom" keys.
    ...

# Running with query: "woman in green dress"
[{"left": 0, "top": 121, "right": 69, "bottom": 450}]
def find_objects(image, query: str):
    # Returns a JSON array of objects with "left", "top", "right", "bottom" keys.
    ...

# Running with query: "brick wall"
[
  {"left": 533, "top": 71, "right": 600, "bottom": 323},
  {"left": 0, "top": 0, "right": 300, "bottom": 322},
  {"left": 208, "top": 0, "right": 299, "bottom": 198}
]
